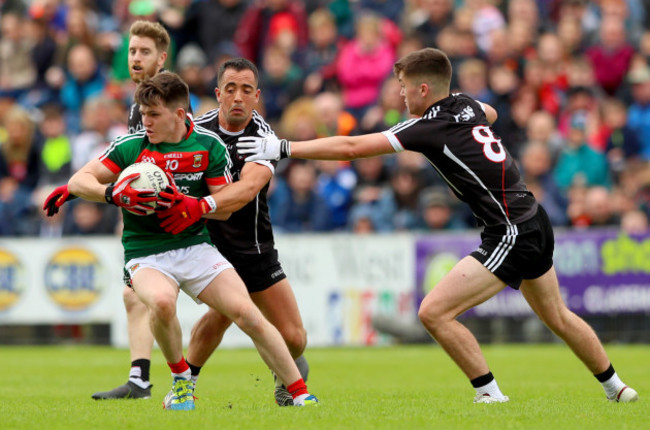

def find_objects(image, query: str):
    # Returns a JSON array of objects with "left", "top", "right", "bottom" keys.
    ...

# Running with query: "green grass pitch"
[{"left": 0, "top": 344, "right": 647, "bottom": 429}]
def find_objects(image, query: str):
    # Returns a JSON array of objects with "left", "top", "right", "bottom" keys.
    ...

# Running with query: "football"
[{"left": 117, "top": 162, "right": 169, "bottom": 215}]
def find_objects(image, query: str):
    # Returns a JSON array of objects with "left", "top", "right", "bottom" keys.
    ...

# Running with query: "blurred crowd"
[{"left": 1, "top": 0, "right": 650, "bottom": 237}]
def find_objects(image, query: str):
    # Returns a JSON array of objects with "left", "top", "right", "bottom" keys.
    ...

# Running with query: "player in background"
[
  {"left": 237, "top": 48, "right": 639, "bottom": 404},
  {"left": 43, "top": 21, "right": 171, "bottom": 399},
  {"left": 65, "top": 72, "right": 318, "bottom": 410},
  {"left": 177, "top": 57, "right": 309, "bottom": 406}
]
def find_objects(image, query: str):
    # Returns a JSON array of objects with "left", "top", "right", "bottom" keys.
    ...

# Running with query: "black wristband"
[
  {"left": 279, "top": 139, "right": 291, "bottom": 159},
  {"left": 104, "top": 184, "right": 116, "bottom": 205}
]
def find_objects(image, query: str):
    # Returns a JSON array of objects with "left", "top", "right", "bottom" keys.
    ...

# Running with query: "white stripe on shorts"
[{"left": 484, "top": 225, "right": 518, "bottom": 272}]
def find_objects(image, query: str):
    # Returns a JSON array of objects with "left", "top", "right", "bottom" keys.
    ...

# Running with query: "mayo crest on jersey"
[
  {"left": 194, "top": 109, "right": 278, "bottom": 255},
  {"left": 382, "top": 93, "right": 537, "bottom": 227},
  {"left": 99, "top": 117, "right": 232, "bottom": 261}
]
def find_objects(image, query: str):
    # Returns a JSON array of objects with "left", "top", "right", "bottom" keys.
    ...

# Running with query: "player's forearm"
[
  {"left": 290, "top": 136, "right": 359, "bottom": 160},
  {"left": 210, "top": 181, "right": 258, "bottom": 214},
  {"left": 290, "top": 133, "right": 390, "bottom": 161},
  {"left": 68, "top": 171, "right": 108, "bottom": 203}
]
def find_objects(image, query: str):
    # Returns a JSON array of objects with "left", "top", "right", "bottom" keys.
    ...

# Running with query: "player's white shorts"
[{"left": 125, "top": 242, "right": 233, "bottom": 303}]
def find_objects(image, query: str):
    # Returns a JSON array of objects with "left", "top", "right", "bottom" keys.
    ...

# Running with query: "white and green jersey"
[{"left": 99, "top": 118, "right": 232, "bottom": 261}]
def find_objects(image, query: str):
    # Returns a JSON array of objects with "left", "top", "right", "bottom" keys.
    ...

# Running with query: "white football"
[{"left": 117, "top": 162, "right": 169, "bottom": 215}]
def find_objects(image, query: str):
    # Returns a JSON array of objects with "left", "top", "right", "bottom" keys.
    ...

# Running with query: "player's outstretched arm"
[{"left": 237, "top": 132, "right": 395, "bottom": 162}]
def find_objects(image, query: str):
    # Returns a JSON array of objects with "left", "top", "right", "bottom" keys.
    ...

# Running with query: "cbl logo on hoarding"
[
  {"left": 0, "top": 249, "right": 24, "bottom": 311},
  {"left": 44, "top": 247, "right": 103, "bottom": 311}
]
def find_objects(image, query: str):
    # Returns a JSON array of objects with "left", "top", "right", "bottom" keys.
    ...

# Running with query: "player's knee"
[
  {"left": 122, "top": 286, "right": 143, "bottom": 310},
  {"left": 149, "top": 294, "right": 177, "bottom": 322},
  {"left": 282, "top": 327, "right": 307, "bottom": 356},
  {"left": 418, "top": 300, "right": 442, "bottom": 331},
  {"left": 230, "top": 302, "right": 264, "bottom": 334}
]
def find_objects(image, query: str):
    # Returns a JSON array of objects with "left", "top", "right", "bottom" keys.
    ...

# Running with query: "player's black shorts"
[
  {"left": 223, "top": 248, "right": 287, "bottom": 294},
  {"left": 470, "top": 204, "right": 554, "bottom": 289}
]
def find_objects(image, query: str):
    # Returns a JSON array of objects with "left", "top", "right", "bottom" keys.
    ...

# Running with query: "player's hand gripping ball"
[{"left": 109, "top": 162, "right": 169, "bottom": 216}]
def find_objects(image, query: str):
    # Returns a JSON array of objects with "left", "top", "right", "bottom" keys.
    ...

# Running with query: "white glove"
[{"left": 237, "top": 134, "right": 291, "bottom": 162}]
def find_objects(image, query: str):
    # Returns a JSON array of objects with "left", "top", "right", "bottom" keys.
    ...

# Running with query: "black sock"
[
  {"left": 594, "top": 364, "right": 615, "bottom": 382},
  {"left": 131, "top": 359, "right": 151, "bottom": 382},
  {"left": 470, "top": 372, "right": 494, "bottom": 388},
  {"left": 186, "top": 360, "right": 202, "bottom": 378}
]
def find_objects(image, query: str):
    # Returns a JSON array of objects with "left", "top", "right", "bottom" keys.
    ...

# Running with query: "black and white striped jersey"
[
  {"left": 382, "top": 93, "right": 537, "bottom": 227},
  {"left": 194, "top": 109, "right": 278, "bottom": 255}
]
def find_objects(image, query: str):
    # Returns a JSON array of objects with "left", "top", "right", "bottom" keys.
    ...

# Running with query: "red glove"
[
  {"left": 157, "top": 194, "right": 216, "bottom": 234},
  {"left": 42, "top": 184, "right": 78, "bottom": 216},
  {"left": 155, "top": 172, "right": 183, "bottom": 210},
  {"left": 105, "top": 173, "right": 157, "bottom": 216}
]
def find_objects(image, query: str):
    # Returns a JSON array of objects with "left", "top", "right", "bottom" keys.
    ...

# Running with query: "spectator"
[
  {"left": 620, "top": 209, "right": 649, "bottom": 235},
  {"left": 0, "top": 12, "right": 37, "bottom": 99},
  {"left": 468, "top": 0, "right": 506, "bottom": 55},
  {"left": 525, "top": 110, "right": 564, "bottom": 159},
  {"left": 234, "top": 0, "right": 309, "bottom": 65},
  {"left": 455, "top": 58, "right": 494, "bottom": 105},
  {"left": 412, "top": 0, "right": 453, "bottom": 49},
  {"left": 584, "top": 14, "right": 635, "bottom": 96},
  {"left": 356, "top": 0, "right": 405, "bottom": 24},
  {"left": 519, "top": 141, "right": 568, "bottom": 226},
  {"left": 271, "top": 161, "right": 332, "bottom": 232},
  {"left": 313, "top": 91, "right": 357, "bottom": 137},
  {"left": 582, "top": 186, "right": 619, "bottom": 227},
  {"left": 302, "top": 8, "right": 343, "bottom": 95},
  {"left": 372, "top": 167, "right": 423, "bottom": 232},
  {"left": 360, "top": 76, "right": 407, "bottom": 133},
  {"left": 56, "top": 5, "right": 102, "bottom": 65},
  {"left": 556, "top": 15, "right": 586, "bottom": 57},
  {"left": 24, "top": 15, "right": 58, "bottom": 108},
  {"left": 0, "top": 105, "right": 42, "bottom": 236},
  {"left": 487, "top": 64, "right": 519, "bottom": 130},
  {"left": 601, "top": 97, "right": 642, "bottom": 177},
  {"left": 279, "top": 96, "right": 320, "bottom": 142},
  {"left": 535, "top": 32, "right": 569, "bottom": 116},
  {"left": 315, "top": 159, "right": 357, "bottom": 230},
  {"left": 417, "top": 187, "right": 468, "bottom": 230},
  {"left": 351, "top": 156, "right": 391, "bottom": 207},
  {"left": 193, "top": 0, "right": 248, "bottom": 57},
  {"left": 59, "top": 44, "right": 107, "bottom": 133},
  {"left": 506, "top": 0, "right": 540, "bottom": 31},
  {"left": 347, "top": 204, "right": 377, "bottom": 233},
  {"left": 556, "top": 0, "right": 599, "bottom": 46},
  {"left": 175, "top": 43, "right": 208, "bottom": 108},
  {"left": 493, "top": 84, "right": 537, "bottom": 160},
  {"left": 71, "top": 96, "right": 127, "bottom": 172},
  {"left": 557, "top": 84, "right": 598, "bottom": 139},
  {"left": 336, "top": 11, "right": 395, "bottom": 120},
  {"left": 63, "top": 199, "right": 119, "bottom": 235},
  {"left": 626, "top": 65, "right": 650, "bottom": 160},
  {"left": 554, "top": 111, "right": 611, "bottom": 191},
  {"left": 36, "top": 103, "right": 71, "bottom": 186},
  {"left": 259, "top": 43, "right": 303, "bottom": 123}
]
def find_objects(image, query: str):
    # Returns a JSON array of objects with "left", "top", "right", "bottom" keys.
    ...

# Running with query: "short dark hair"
[
  {"left": 217, "top": 58, "right": 259, "bottom": 87},
  {"left": 134, "top": 72, "right": 189, "bottom": 111},
  {"left": 129, "top": 20, "right": 170, "bottom": 54},
  {"left": 393, "top": 48, "right": 452, "bottom": 93}
]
